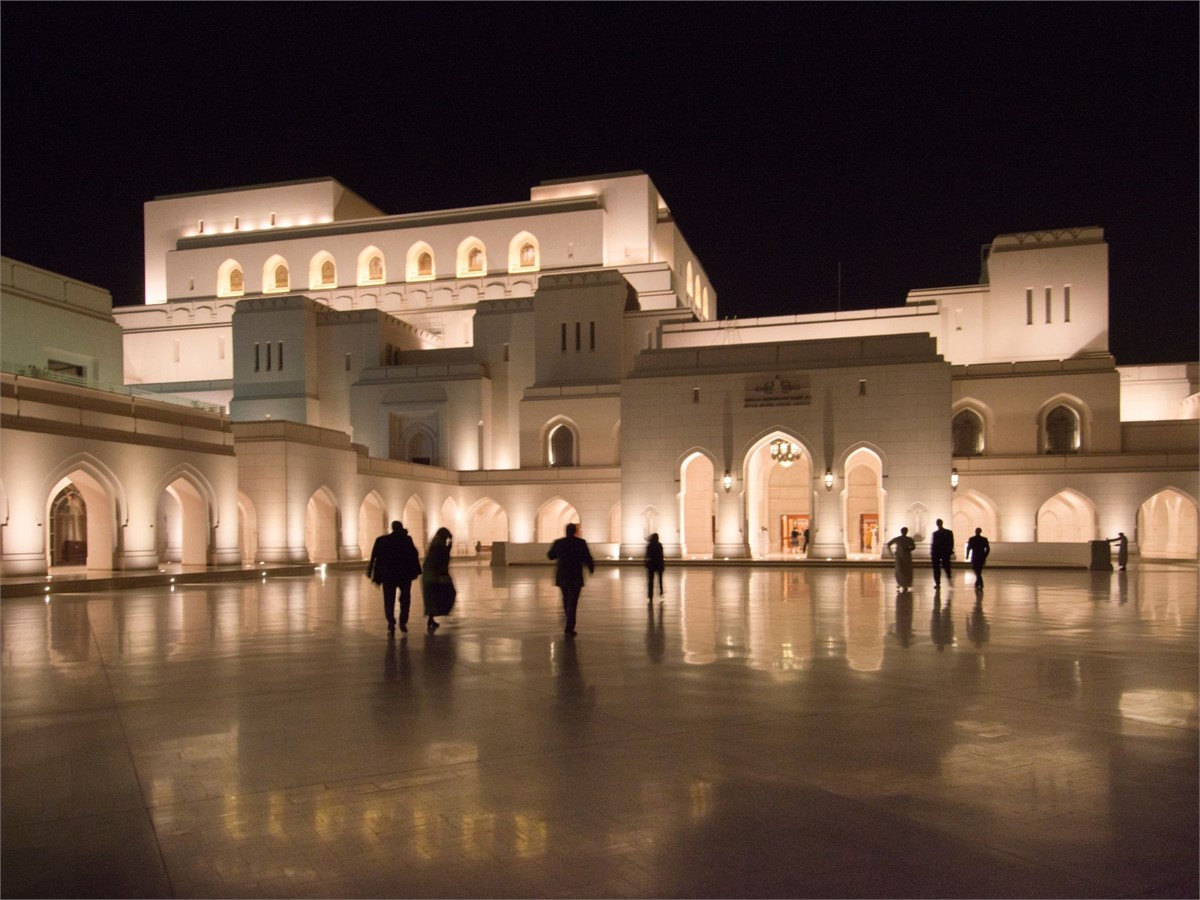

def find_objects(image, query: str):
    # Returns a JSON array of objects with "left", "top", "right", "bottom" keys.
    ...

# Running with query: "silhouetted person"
[
  {"left": 421, "top": 527, "right": 454, "bottom": 632},
  {"left": 802, "top": 527, "right": 810, "bottom": 554},
  {"left": 965, "top": 527, "right": 991, "bottom": 589},
  {"left": 790, "top": 528, "right": 800, "bottom": 553},
  {"left": 1108, "top": 532, "right": 1129, "bottom": 570},
  {"left": 644, "top": 533, "right": 665, "bottom": 600},
  {"left": 367, "top": 521, "right": 422, "bottom": 635},
  {"left": 548, "top": 523, "right": 594, "bottom": 636},
  {"left": 930, "top": 518, "right": 955, "bottom": 588},
  {"left": 886, "top": 526, "right": 916, "bottom": 591}
]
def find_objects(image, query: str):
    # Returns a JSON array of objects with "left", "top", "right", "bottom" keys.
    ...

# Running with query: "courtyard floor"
[{"left": 1, "top": 561, "right": 1196, "bottom": 898}]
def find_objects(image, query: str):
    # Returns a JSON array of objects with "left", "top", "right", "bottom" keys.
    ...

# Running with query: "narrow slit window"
[
  {"left": 589, "top": 321, "right": 595, "bottom": 351},
  {"left": 575, "top": 322, "right": 581, "bottom": 352},
  {"left": 859, "top": 379, "right": 867, "bottom": 396},
  {"left": 1045, "top": 287, "right": 1052, "bottom": 324},
  {"left": 503, "top": 343, "right": 510, "bottom": 362},
  {"left": 265, "top": 343, "right": 272, "bottom": 371},
  {"left": 277, "top": 342, "right": 283, "bottom": 370},
  {"left": 561, "top": 323, "right": 567, "bottom": 353},
  {"left": 692, "top": 388, "right": 700, "bottom": 404},
  {"left": 1064, "top": 285, "right": 1071, "bottom": 323},
  {"left": 344, "top": 353, "right": 351, "bottom": 372},
  {"left": 234, "top": 216, "right": 240, "bottom": 231},
  {"left": 1025, "top": 289, "right": 1033, "bottom": 325},
  {"left": 254, "top": 343, "right": 260, "bottom": 372}
]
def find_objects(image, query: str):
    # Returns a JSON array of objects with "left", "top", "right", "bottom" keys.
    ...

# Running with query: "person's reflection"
[
  {"left": 965, "top": 594, "right": 990, "bottom": 648},
  {"left": 646, "top": 600, "right": 665, "bottom": 663},
  {"left": 892, "top": 591, "right": 914, "bottom": 648},
  {"left": 383, "top": 633, "right": 413, "bottom": 690},
  {"left": 1117, "top": 570, "right": 1129, "bottom": 606},
  {"left": 423, "top": 633, "right": 456, "bottom": 713},
  {"left": 553, "top": 638, "right": 595, "bottom": 732},
  {"left": 931, "top": 593, "right": 953, "bottom": 651}
]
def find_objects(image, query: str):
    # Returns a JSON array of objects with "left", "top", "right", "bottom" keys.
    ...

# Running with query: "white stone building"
[{"left": 1, "top": 172, "right": 1196, "bottom": 576}]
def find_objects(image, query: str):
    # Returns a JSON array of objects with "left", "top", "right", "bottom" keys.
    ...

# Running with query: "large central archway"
[{"left": 745, "top": 434, "right": 813, "bottom": 559}]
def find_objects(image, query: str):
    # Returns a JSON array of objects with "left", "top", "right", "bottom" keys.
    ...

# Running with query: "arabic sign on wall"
[{"left": 744, "top": 375, "right": 811, "bottom": 408}]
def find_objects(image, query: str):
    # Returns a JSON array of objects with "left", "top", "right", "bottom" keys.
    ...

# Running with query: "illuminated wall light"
[
  {"left": 722, "top": 472, "right": 733, "bottom": 493},
  {"left": 951, "top": 468, "right": 960, "bottom": 491},
  {"left": 824, "top": 469, "right": 834, "bottom": 491}
]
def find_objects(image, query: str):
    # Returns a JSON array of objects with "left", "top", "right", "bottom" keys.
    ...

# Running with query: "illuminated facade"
[{"left": 1, "top": 173, "right": 1196, "bottom": 575}]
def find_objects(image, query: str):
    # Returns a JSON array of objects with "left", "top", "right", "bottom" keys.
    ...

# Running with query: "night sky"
[{"left": 3, "top": 4, "right": 1196, "bottom": 365}]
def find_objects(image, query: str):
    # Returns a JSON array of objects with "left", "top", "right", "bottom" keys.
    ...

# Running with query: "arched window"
[
  {"left": 952, "top": 410, "right": 984, "bottom": 456},
  {"left": 458, "top": 238, "right": 487, "bottom": 277},
  {"left": 509, "top": 232, "right": 540, "bottom": 272},
  {"left": 218, "top": 259, "right": 244, "bottom": 297},
  {"left": 320, "top": 259, "right": 335, "bottom": 286},
  {"left": 407, "top": 431, "right": 432, "bottom": 466},
  {"left": 407, "top": 242, "right": 435, "bottom": 281},
  {"left": 263, "top": 256, "right": 289, "bottom": 293},
  {"left": 417, "top": 252, "right": 433, "bottom": 277},
  {"left": 358, "top": 247, "right": 385, "bottom": 285},
  {"left": 274, "top": 264, "right": 288, "bottom": 290},
  {"left": 549, "top": 424, "right": 575, "bottom": 468},
  {"left": 1045, "top": 405, "right": 1080, "bottom": 453}
]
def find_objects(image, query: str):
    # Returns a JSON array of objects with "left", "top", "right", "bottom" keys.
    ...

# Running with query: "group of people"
[
  {"left": 368, "top": 522, "right": 666, "bottom": 639},
  {"left": 366, "top": 521, "right": 455, "bottom": 635},
  {"left": 886, "top": 519, "right": 992, "bottom": 592}
]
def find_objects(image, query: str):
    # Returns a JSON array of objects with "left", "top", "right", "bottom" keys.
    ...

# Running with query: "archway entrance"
[
  {"left": 952, "top": 490, "right": 1000, "bottom": 543},
  {"left": 359, "top": 493, "right": 387, "bottom": 559},
  {"left": 537, "top": 497, "right": 579, "bottom": 542},
  {"left": 467, "top": 498, "right": 508, "bottom": 554},
  {"left": 1037, "top": 489, "right": 1095, "bottom": 542},
  {"left": 403, "top": 495, "right": 427, "bottom": 552},
  {"left": 158, "top": 477, "right": 208, "bottom": 566},
  {"left": 47, "top": 470, "right": 113, "bottom": 571},
  {"left": 1138, "top": 489, "right": 1198, "bottom": 560},
  {"left": 746, "top": 435, "right": 812, "bottom": 559},
  {"left": 680, "top": 452, "right": 714, "bottom": 558},
  {"left": 305, "top": 488, "right": 339, "bottom": 562},
  {"left": 843, "top": 448, "right": 883, "bottom": 558}
]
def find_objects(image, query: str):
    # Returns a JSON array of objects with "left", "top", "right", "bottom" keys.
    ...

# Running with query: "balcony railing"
[{"left": 1, "top": 361, "right": 225, "bottom": 413}]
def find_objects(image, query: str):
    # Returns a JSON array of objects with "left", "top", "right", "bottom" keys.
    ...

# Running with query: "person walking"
[
  {"left": 421, "top": 527, "right": 454, "bottom": 632},
  {"left": 886, "top": 526, "right": 916, "bottom": 591},
  {"left": 1108, "top": 532, "right": 1129, "bottom": 571},
  {"left": 644, "top": 533, "right": 665, "bottom": 601},
  {"left": 965, "top": 527, "right": 991, "bottom": 589},
  {"left": 548, "top": 523, "right": 594, "bottom": 636},
  {"left": 366, "top": 521, "right": 422, "bottom": 635},
  {"left": 930, "top": 518, "right": 955, "bottom": 589}
]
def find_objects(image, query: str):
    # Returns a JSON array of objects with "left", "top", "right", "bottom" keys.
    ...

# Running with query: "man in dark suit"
[
  {"left": 930, "top": 518, "right": 955, "bottom": 589},
  {"left": 367, "top": 521, "right": 422, "bottom": 635},
  {"left": 965, "top": 527, "right": 991, "bottom": 589},
  {"left": 548, "top": 522, "right": 595, "bottom": 637}
]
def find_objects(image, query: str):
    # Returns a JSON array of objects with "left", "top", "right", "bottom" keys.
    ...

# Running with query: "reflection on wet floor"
[{"left": 2, "top": 563, "right": 1197, "bottom": 898}]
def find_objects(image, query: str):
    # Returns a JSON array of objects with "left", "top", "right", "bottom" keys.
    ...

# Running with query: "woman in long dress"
[
  {"left": 886, "top": 526, "right": 916, "bottom": 591},
  {"left": 421, "top": 527, "right": 453, "bottom": 631}
]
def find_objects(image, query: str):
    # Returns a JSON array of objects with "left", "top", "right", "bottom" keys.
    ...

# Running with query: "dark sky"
[{"left": 3, "top": 3, "right": 1196, "bottom": 365}]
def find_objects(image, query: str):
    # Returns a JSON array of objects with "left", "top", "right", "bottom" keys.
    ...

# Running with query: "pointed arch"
[
  {"left": 842, "top": 446, "right": 885, "bottom": 559},
  {"left": 263, "top": 254, "right": 289, "bottom": 293},
  {"left": 952, "top": 490, "right": 999, "bottom": 543},
  {"left": 358, "top": 246, "right": 386, "bottom": 285},
  {"left": 155, "top": 465, "right": 217, "bottom": 567},
  {"left": 1037, "top": 394, "right": 1089, "bottom": 454},
  {"left": 680, "top": 450, "right": 715, "bottom": 558},
  {"left": 1036, "top": 488, "right": 1097, "bottom": 542},
  {"left": 542, "top": 416, "right": 580, "bottom": 468},
  {"left": 508, "top": 231, "right": 540, "bottom": 273},
  {"left": 305, "top": 486, "right": 339, "bottom": 562},
  {"left": 1138, "top": 488, "right": 1198, "bottom": 560},
  {"left": 742, "top": 430, "right": 816, "bottom": 558},
  {"left": 237, "top": 491, "right": 258, "bottom": 565},
  {"left": 406, "top": 241, "right": 435, "bottom": 281},
  {"left": 309, "top": 251, "right": 337, "bottom": 289},
  {"left": 466, "top": 497, "right": 509, "bottom": 553},
  {"left": 358, "top": 491, "right": 388, "bottom": 560},
  {"left": 403, "top": 494, "right": 428, "bottom": 551},
  {"left": 536, "top": 496, "right": 579, "bottom": 543},
  {"left": 439, "top": 497, "right": 464, "bottom": 555},
  {"left": 457, "top": 237, "right": 487, "bottom": 278},
  {"left": 951, "top": 400, "right": 991, "bottom": 457},
  {"left": 218, "top": 258, "right": 244, "bottom": 297}
]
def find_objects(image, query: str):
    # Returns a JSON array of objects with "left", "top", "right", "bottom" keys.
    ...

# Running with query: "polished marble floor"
[{"left": 2, "top": 562, "right": 1197, "bottom": 898}]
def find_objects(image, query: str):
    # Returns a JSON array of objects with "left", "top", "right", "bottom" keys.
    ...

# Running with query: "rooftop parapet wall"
[{"left": 1, "top": 256, "right": 114, "bottom": 316}]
